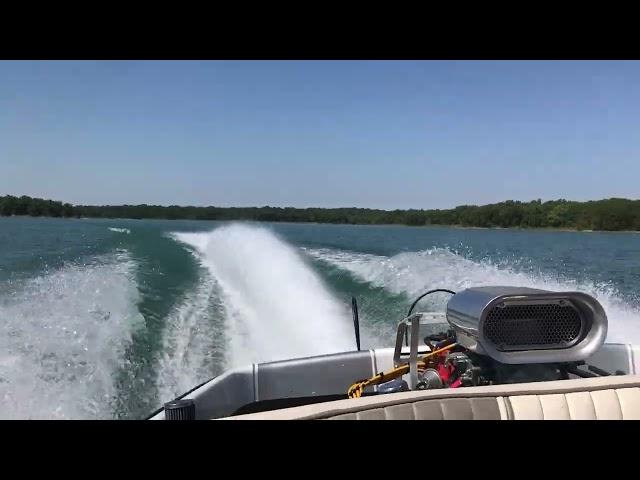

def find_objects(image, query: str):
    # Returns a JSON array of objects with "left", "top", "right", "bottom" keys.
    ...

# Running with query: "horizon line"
[{"left": 3, "top": 193, "right": 640, "bottom": 212}]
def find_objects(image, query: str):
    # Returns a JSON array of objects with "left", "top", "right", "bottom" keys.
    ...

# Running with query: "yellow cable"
[{"left": 347, "top": 343, "right": 457, "bottom": 398}]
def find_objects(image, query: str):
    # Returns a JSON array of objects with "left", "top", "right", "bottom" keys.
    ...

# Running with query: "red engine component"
[{"left": 427, "top": 348, "right": 463, "bottom": 388}]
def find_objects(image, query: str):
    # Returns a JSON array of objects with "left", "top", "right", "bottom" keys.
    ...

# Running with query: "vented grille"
[{"left": 484, "top": 303, "right": 583, "bottom": 351}]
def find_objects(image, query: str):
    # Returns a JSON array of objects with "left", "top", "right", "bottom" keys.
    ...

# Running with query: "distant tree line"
[
  {"left": 0, "top": 195, "right": 74, "bottom": 218},
  {"left": 2, "top": 194, "right": 640, "bottom": 231}
]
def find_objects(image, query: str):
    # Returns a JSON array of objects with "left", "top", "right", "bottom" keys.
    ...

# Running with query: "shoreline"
[
  {"left": 4, "top": 195, "right": 640, "bottom": 233},
  {"left": 2, "top": 214, "right": 639, "bottom": 233}
]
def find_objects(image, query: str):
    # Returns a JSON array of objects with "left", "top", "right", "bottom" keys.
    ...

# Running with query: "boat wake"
[
  {"left": 306, "top": 247, "right": 640, "bottom": 344},
  {"left": 169, "top": 224, "right": 354, "bottom": 369},
  {"left": 154, "top": 270, "right": 227, "bottom": 403},
  {"left": 0, "top": 252, "right": 143, "bottom": 419}
]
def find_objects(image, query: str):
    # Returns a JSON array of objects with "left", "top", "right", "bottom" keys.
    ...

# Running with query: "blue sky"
[{"left": 1, "top": 60, "right": 639, "bottom": 209}]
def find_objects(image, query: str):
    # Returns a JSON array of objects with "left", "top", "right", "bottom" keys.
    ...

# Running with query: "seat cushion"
[{"left": 221, "top": 375, "right": 640, "bottom": 420}]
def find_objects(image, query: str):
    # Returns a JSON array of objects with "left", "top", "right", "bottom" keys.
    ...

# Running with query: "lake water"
[{"left": 1, "top": 217, "right": 639, "bottom": 419}]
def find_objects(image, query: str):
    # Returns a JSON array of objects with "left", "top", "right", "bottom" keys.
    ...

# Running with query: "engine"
[
  {"left": 374, "top": 286, "right": 611, "bottom": 395},
  {"left": 446, "top": 286, "right": 608, "bottom": 364}
]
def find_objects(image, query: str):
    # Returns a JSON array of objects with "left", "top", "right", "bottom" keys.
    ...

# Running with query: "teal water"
[{"left": 1, "top": 216, "right": 640, "bottom": 419}]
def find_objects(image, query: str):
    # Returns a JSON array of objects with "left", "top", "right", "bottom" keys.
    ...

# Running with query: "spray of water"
[
  {"left": 171, "top": 224, "right": 354, "bottom": 367},
  {"left": 154, "top": 270, "right": 227, "bottom": 403},
  {"left": 307, "top": 247, "right": 640, "bottom": 344},
  {"left": 0, "top": 251, "right": 143, "bottom": 419}
]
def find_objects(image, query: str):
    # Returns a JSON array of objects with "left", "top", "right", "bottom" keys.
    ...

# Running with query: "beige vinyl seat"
[{"left": 222, "top": 375, "right": 640, "bottom": 420}]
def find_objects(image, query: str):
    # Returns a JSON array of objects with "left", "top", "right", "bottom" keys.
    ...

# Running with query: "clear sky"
[{"left": 1, "top": 60, "right": 638, "bottom": 209}]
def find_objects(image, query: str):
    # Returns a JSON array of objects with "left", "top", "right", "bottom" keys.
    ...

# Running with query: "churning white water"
[
  {"left": 0, "top": 251, "right": 143, "bottom": 419},
  {"left": 171, "top": 224, "right": 354, "bottom": 367},
  {"left": 154, "top": 271, "right": 227, "bottom": 403},
  {"left": 306, "top": 247, "right": 640, "bottom": 344}
]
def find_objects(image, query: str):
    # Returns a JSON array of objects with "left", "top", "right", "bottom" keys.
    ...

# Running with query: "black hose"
[
  {"left": 587, "top": 365, "right": 611, "bottom": 376},
  {"left": 565, "top": 366, "right": 598, "bottom": 378},
  {"left": 406, "top": 289, "right": 456, "bottom": 317}
]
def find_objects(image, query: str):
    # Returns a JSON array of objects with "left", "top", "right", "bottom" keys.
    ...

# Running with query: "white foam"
[
  {"left": 155, "top": 270, "right": 227, "bottom": 403},
  {"left": 171, "top": 224, "right": 353, "bottom": 367},
  {"left": 0, "top": 252, "right": 143, "bottom": 419},
  {"left": 108, "top": 227, "right": 130, "bottom": 234},
  {"left": 307, "top": 247, "right": 640, "bottom": 344}
]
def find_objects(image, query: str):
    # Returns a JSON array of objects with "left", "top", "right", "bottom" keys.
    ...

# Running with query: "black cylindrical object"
[
  {"left": 377, "top": 378, "right": 409, "bottom": 394},
  {"left": 164, "top": 399, "right": 196, "bottom": 420},
  {"left": 352, "top": 296, "right": 361, "bottom": 351}
]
